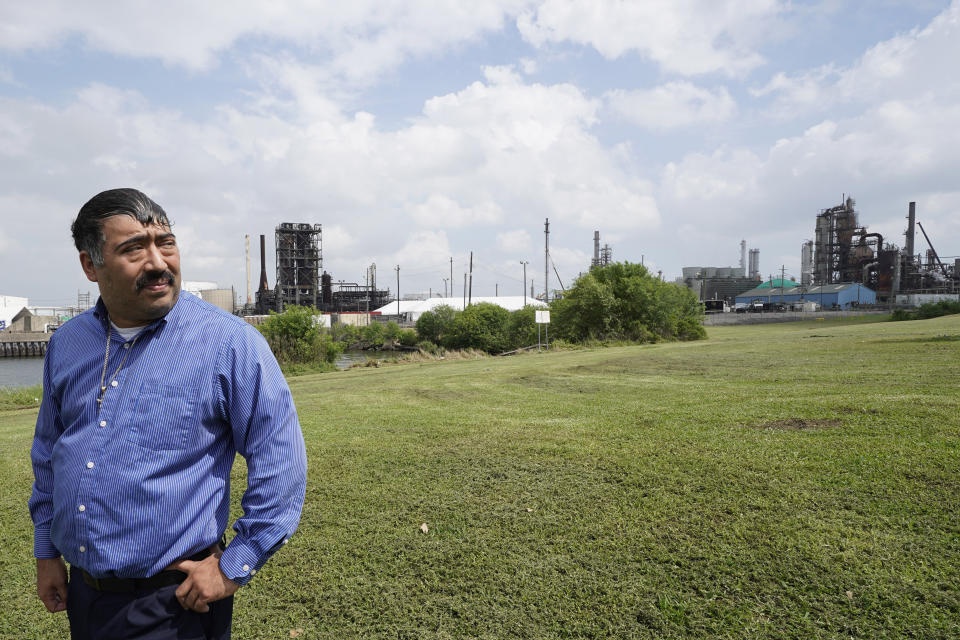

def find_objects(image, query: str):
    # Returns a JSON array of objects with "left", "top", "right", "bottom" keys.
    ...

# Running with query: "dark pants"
[{"left": 67, "top": 566, "right": 233, "bottom": 640}]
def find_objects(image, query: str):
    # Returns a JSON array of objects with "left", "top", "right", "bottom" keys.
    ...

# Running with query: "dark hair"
[{"left": 71, "top": 188, "right": 172, "bottom": 266}]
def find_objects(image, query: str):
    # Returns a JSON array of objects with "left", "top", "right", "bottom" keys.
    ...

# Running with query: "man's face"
[{"left": 79, "top": 214, "right": 181, "bottom": 327}]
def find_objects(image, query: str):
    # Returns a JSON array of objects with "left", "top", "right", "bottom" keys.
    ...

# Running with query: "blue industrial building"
[{"left": 735, "top": 283, "right": 876, "bottom": 309}]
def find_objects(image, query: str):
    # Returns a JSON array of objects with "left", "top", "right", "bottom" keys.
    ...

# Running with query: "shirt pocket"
[{"left": 126, "top": 383, "right": 197, "bottom": 451}]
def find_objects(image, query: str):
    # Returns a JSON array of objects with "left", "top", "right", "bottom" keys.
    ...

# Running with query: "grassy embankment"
[{"left": 1, "top": 315, "right": 957, "bottom": 638}]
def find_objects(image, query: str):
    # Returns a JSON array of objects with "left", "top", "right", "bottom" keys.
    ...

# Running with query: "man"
[{"left": 30, "top": 188, "right": 307, "bottom": 639}]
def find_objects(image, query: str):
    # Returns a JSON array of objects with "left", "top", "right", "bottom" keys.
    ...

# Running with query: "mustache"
[{"left": 136, "top": 270, "right": 175, "bottom": 292}]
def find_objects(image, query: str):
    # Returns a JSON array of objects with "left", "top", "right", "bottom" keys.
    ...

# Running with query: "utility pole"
[
  {"left": 495, "top": 283, "right": 498, "bottom": 297},
  {"left": 463, "top": 273, "right": 467, "bottom": 309},
  {"left": 521, "top": 261, "right": 528, "bottom": 306},
  {"left": 450, "top": 257, "right": 453, "bottom": 298},
  {"left": 245, "top": 234, "right": 252, "bottom": 304},
  {"left": 442, "top": 278, "right": 449, "bottom": 298},
  {"left": 780, "top": 265, "right": 786, "bottom": 305},
  {"left": 468, "top": 251, "right": 473, "bottom": 307},
  {"left": 395, "top": 265, "right": 400, "bottom": 318},
  {"left": 544, "top": 218, "right": 550, "bottom": 303}
]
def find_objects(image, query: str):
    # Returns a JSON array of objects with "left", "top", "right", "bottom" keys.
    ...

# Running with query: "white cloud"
[
  {"left": 390, "top": 231, "right": 454, "bottom": 272},
  {"left": 409, "top": 195, "right": 504, "bottom": 228},
  {"left": 0, "top": 1, "right": 532, "bottom": 83},
  {"left": 497, "top": 229, "right": 532, "bottom": 252},
  {"left": 752, "top": 1, "right": 960, "bottom": 116},
  {"left": 322, "top": 225, "right": 356, "bottom": 252},
  {"left": 0, "top": 64, "right": 665, "bottom": 298},
  {"left": 606, "top": 82, "right": 737, "bottom": 130},
  {"left": 517, "top": 0, "right": 781, "bottom": 76}
]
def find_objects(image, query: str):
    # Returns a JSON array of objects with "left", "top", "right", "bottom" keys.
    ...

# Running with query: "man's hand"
[
  {"left": 36, "top": 557, "right": 68, "bottom": 613},
  {"left": 172, "top": 555, "right": 240, "bottom": 613}
]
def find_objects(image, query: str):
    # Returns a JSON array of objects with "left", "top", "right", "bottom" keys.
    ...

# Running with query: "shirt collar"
[{"left": 92, "top": 290, "right": 187, "bottom": 335}]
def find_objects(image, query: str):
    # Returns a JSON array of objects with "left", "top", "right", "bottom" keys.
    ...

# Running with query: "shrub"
[
  {"left": 416, "top": 340, "right": 441, "bottom": 355},
  {"left": 361, "top": 322, "right": 385, "bottom": 348},
  {"left": 444, "top": 302, "right": 511, "bottom": 353},
  {"left": 890, "top": 300, "right": 960, "bottom": 321},
  {"left": 551, "top": 262, "right": 705, "bottom": 343},
  {"left": 398, "top": 328, "right": 418, "bottom": 347},
  {"left": 415, "top": 305, "right": 457, "bottom": 344},
  {"left": 507, "top": 306, "right": 539, "bottom": 349},
  {"left": 331, "top": 323, "right": 361, "bottom": 345},
  {"left": 258, "top": 305, "right": 342, "bottom": 364},
  {"left": 383, "top": 320, "right": 401, "bottom": 342}
]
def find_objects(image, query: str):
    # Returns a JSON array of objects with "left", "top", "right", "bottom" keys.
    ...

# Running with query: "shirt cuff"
[
  {"left": 219, "top": 534, "right": 289, "bottom": 586},
  {"left": 34, "top": 526, "right": 61, "bottom": 559}
]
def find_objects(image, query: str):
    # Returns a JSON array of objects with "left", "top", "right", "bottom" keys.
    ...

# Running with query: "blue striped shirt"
[{"left": 29, "top": 291, "right": 307, "bottom": 585}]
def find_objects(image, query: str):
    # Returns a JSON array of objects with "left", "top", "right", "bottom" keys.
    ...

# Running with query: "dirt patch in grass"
[{"left": 751, "top": 418, "right": 843, "bottom": 430}]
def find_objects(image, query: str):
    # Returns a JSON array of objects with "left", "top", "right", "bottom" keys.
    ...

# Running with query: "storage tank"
[{"left": 200, "top": 288, "right": 235, "bottom": 313}]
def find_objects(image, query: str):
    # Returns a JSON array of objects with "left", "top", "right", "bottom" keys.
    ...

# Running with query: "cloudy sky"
[{"left": 2, "top": 0, "right": 958, "bottom": 307}]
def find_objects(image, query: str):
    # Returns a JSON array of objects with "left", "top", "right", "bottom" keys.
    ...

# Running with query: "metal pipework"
[{"left": 917, "top": 221, "right": 948, "bottom": 274}]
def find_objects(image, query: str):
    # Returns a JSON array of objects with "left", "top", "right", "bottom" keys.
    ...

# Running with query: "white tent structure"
[
  {"left": 372, "top": 296, "right": 545, "bottom": 322},
  {"left": 0, "top": 295, "right": 29, "bottom": 330}
]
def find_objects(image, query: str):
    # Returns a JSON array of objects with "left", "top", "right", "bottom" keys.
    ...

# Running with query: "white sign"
[{"left": 535, "top": 310, "right": 550, "bottom": 324}]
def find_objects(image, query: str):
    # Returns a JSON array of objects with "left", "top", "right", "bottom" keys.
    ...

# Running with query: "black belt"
[{"left": 80, "top": 544, "right": 218, "bottom": 593}]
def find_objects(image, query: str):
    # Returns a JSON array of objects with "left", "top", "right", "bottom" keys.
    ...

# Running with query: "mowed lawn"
[{"left": 1, "top": 315, "right": 957, "bottom": 638}]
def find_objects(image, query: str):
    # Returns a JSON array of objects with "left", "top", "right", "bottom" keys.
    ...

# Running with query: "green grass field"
[{"left": 1, "top": 315, "right": 957, "bottom": 638}]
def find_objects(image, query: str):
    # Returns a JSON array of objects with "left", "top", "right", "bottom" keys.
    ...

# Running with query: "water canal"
[{"left": 0, "top": 357, "right": 44, "bottom": 389}]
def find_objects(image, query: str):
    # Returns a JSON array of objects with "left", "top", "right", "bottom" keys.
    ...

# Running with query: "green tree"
[
  {"left": 361, "top": 321, "right": 385, "bottom": 348},
  {"left": 445, "top": 302, "right": 511, "bottom": 353},
  {"left": 414, "top": 305, "right": 457, "bottom": 344},
  {"left": 398, "top": 328, "right": 418, "bottom": 347},
  {"left": 551, "top": 262, "right": 705, "bottom": 343},
  {"left": 258, "top": 306, "right": 341, "bottom": 364},
  {"left": 506, "top": 305, "right": 540, "bottom": 349},
  {"left": 383, "top": 320, "right": 401, "bottom": 342}
]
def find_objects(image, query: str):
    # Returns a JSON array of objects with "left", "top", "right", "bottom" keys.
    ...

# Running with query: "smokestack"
[
  {"left": 245, "top": 235, "right": 252, "bottom": 304},
  {"left": 740, "top": 240, "right": 747, "bottom": 271},
  {"left": 906, "top": 202, "right": 916, "bottom": 259},
  {"left": 748, "top": 248, "right": 760, "bottom": 279},
  {"left": 258, "top": 234, "right": 269, "bottom": 292},
  {"left": 801, "top": 241, "right": 814, "bottom": 287},
  {"left": 594, "top": 231, "right": 600, "bottom": 265}
]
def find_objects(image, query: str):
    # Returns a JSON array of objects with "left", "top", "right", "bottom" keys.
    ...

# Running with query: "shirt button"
[
  {"left": 250, "top": 569, "right": 257, "bottom": 575},
  {"left": 86, "top": 461, "right": 94, "bottom": 469},
  {"left": 79, "top": 546, "right": 86, "bottom": 553},
  {"left": 99, "top": 420, "right": 107, "bottom": 427},
  {"left": 123, "top": 343, "right": 130, "bottom": 349},
  {"left": 282, "top": 539, "right": 289, "bottom": 545},
  {"left": 78, "top": 505, "right": 86, "bottom": 512},
  {"left": 111, "top": 380, "right": 118, "bottom": 387},
  {"left": 242, "top": 564, "right": 250, "bottom": 572}
]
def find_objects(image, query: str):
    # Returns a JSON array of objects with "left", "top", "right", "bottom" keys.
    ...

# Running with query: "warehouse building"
[{"left": 736, "top": 283, "right": 876, "bottom": 309}]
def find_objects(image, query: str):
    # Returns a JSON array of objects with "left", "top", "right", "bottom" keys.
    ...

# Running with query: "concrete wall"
[
  {"left": 895, "top": 293, "right": 959, "bottom": 306},
  {"left": 8, "top": 315, "right": 60, "bottom": 332}
]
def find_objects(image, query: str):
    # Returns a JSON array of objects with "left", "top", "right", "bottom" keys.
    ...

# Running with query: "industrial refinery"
[
  {"left": 681, "top": 198, "right": 957, "bottom": 310},
  {"left": 250, "top": 223, "right": 391, "bottom": 318}
]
